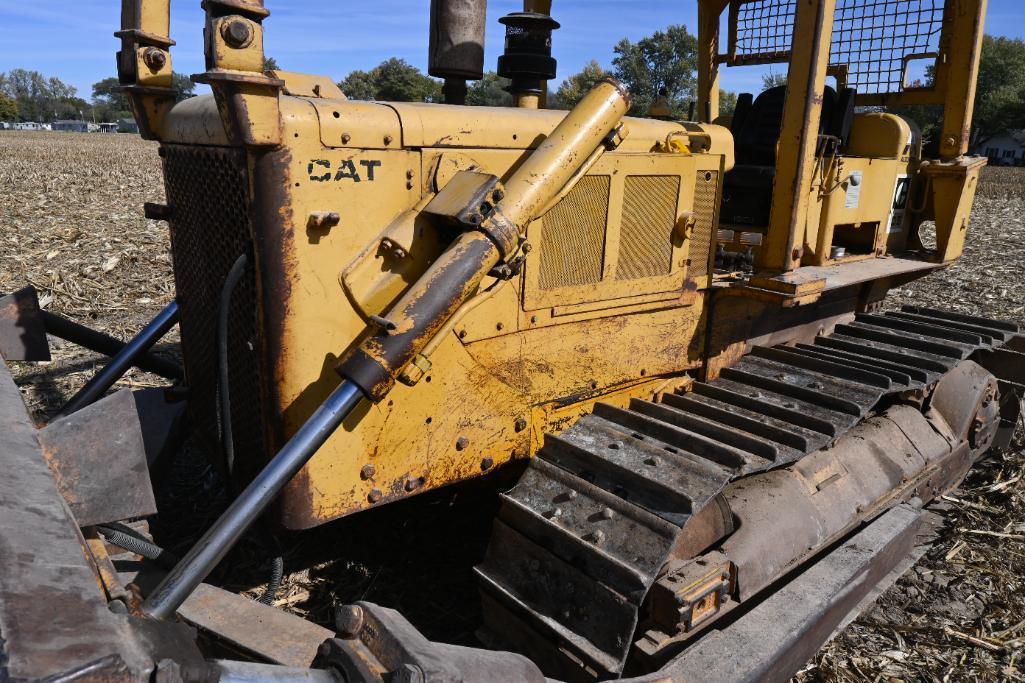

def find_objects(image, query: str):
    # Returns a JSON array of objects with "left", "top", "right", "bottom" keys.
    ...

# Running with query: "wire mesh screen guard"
[{"left": 731, "top": 0, "right": 944, "bottom": 94}]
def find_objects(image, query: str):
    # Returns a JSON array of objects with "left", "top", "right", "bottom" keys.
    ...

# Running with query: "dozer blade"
[{"left": 476, "top": 307, "right": 1022, "bottom": 681}]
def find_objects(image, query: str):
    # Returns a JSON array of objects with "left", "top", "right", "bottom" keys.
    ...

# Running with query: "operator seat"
[{"left": 720, "top": 85, "right": 855, "bottom": 230}]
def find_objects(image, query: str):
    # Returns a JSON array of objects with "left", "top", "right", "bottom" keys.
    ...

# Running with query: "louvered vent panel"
[
  {"left": 690, "top": 171, "right": 719, "bottom": 278},
  {"left": 616, "top": 175, "right": 679, "bottom": 281},
  {"left": 538, "top": 175, "right": 610, "bottom": 290}
]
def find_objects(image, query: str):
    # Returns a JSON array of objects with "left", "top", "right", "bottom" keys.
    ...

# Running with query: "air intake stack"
[{"left": 497, "top": 10, "right": 559, "bottom": 109}]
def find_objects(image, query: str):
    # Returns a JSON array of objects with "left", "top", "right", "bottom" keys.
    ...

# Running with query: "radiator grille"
[
  {"left": 163, "top": 145, "right": 264, "bottom": 480},
  {"left": 690, "top": 171, "right": 719, "bottom": 278},
  {"left": 538, "top": 175, "right": 610, "bottom": 290},
  {"left": 616, "top": 175, "right": 680, "bottom": 281}
]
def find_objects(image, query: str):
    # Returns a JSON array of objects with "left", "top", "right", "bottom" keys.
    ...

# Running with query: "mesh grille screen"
[
  {"left": 538, "top": 175, "right": 610, "bottom": 290},
  {"left": 617, "top": 175, "right": 680, "bottom": 281},
  {"left": 831, "top": 0, "right": 943, "bottom": 94},
  {"left": 690, "top": 172, "right": 719, "bottom": 278},
  {"left": 731, "top": 0, "right": 944, "bottom": 94},
  {"left": 734, "top": 0, "right": 797, "bottom": 61},
  {"left": 163, "top": 145, "right": 264, "bottom": 479}
]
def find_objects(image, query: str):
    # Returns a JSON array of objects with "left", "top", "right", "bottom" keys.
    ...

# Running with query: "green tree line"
[
  {"left": 334, "top": 29, "right": 1025, "bottom": 143},
  {"left": 0, "top": 69, "right": 196, "bottom": 124},
  {"left": 337, "top": 24, "right": 736, "bottom": 117}
]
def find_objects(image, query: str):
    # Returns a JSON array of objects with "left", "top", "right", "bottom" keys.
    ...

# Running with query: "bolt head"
[
  {"left": 341, "top": 133, "right": 352, "bottom": 144},
  {"left": 360, "top": 464, "right": 376, "bottom": 480},
  {"left": 492, "top": 188, "right": 505, "bottom": 202},
  {"left": 384, "top": 134, "right": 394, "bottom": 145},
  {"left": 404, "top": 477, "right": 421, "bottom": 492},
  {"left": 514, "top": 417, "right": 528, "bottom": 432},
  {"left": 455, "top": 436, "right": 470, "bottom": 451},
  {"left": 480, "top": 456, "right": 494, "bottom": 471},
  {"left": 221, "top": 19, "right": 254, "bottom": 48},
  {"left": 367, "top": 488, "right": 383, "bottom": 503},
  {"left": 335, "top": 605, "right": 365, "bottom": 639},
  {"left": 599, "top": 506, "right": 615, "bottom": 520}
]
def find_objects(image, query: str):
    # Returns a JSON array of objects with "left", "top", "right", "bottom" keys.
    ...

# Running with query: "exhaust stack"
[{"left": 428, "top": 0, "right": 487, "bottom": 105}]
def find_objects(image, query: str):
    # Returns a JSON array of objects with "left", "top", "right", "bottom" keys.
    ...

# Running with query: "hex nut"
[
  {"left": 514, "top": 417, "right": 528, "bottom": 432},
  {"left": 368, "top": 488, "right": 383, "bottom": 503},
  {"left": 480, "top": 456, "right": 494, "bottom": 471},
  {"left": 455, "top": 436, "right": 470, "bottom": 451},
  {"left": 360, "top": 464, "right": 376, "bottom": 480},
  {"left": 142, "top": 47, "right": 167, "bottom": 71},
  {"left": 393, "top": 664, "right": 426, "bottom": 683}
]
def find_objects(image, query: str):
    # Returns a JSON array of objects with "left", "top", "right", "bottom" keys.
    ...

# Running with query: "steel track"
[{"left": 475, "top": 306, "right": 1022, "bottom": 679}]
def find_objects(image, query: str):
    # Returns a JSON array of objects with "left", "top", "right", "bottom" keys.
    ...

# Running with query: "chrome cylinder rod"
[
  {"left": 58, "top": 300, "right": 180, "bottom": 416},
  {"left": 142, "top": 379, "right": 365, "bottom": 619}
]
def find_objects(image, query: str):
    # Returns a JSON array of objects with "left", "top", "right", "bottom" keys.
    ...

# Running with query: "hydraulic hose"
[
  {"left": 217, "top": 249, "right": 282, "bottom": 606},
  {"left": 97, "top": 522, "right": 179, "bottom": 570},
  {"left": 218, "top": 251, "right": 249, "bottom": 476},
  {"left": 259, "top": 555, "right": 284, "bottom": 605}
]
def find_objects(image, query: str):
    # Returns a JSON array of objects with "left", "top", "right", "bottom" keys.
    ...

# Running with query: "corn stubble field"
[{"left": 1, "top": 131, "right": 1023, "bottom": 682}]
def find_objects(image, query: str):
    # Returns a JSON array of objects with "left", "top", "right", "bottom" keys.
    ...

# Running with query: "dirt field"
[{"left": 1, "top": 131, "right": 1023, "bottom": 681}]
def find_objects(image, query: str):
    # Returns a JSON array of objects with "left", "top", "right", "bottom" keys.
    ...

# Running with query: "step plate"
[{"left": 475, "top": 307, "right": 1020, "bottom": 678}]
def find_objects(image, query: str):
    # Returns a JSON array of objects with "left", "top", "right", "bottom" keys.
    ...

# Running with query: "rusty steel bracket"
[
  {"left": 116, "top": 0, "right": 179, "bottom": 140},
  {"left": 0, "top": 359, "right": 208, "bottom": 680},
  {"left": 38, "top": 389, "right": 180, "bottom": 527},
  {"left": 0, "top": 286, "right": 50, "bottom": 361},
  {"left": 194, "top": 0, "right": 284, "bottom": 147},
  {"left": 314, "top": 602, "right": 546, "bottom": 683}
]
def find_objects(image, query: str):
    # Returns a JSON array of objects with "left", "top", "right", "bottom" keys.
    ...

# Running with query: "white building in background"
[
  {"left": 12, "top": 122, "right": 42, "bottom": 131},
  {"left": 976, "top": 130, "right": 1025, "bottom": 166},
  {"left": 53, "top": 120, "right": 89, "bottom": 132}
]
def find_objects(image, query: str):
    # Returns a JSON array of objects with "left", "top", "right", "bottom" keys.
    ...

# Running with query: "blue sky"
[{"left": 1, "top": 1, "right": 1023, "bottom": 102}]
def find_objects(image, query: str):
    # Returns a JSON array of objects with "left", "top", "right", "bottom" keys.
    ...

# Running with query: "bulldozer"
[{"left": 0, "top": 0, "right": 1022, "bottom": 680}]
